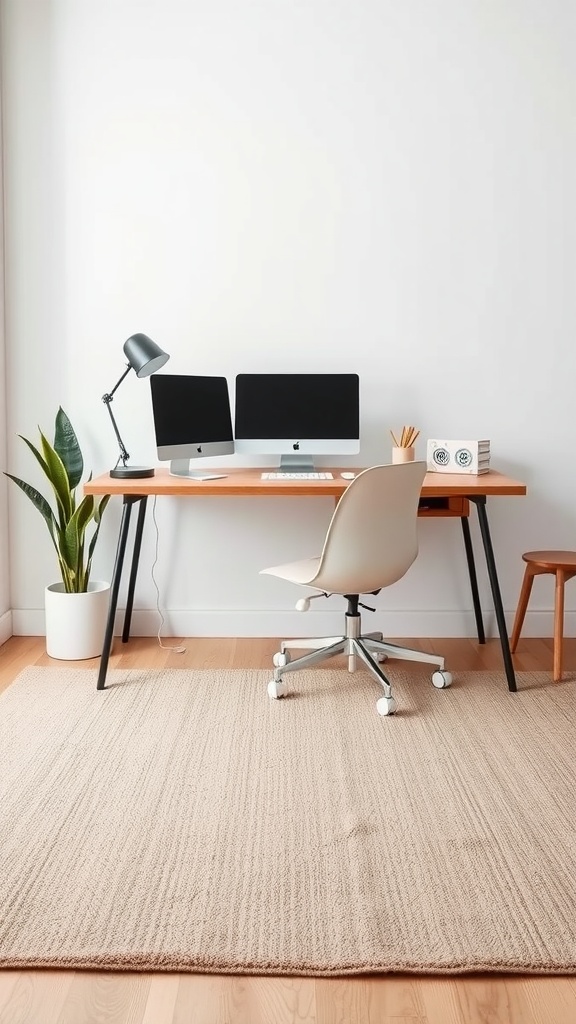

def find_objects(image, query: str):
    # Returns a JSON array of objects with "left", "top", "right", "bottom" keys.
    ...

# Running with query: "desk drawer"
[{"left": 418, "top": 496, "right": 469, "bottom": 518}]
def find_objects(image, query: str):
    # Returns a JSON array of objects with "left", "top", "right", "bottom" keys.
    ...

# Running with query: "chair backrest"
[{"left": 310, "top": 462, "right": 427, "bottom": 595}]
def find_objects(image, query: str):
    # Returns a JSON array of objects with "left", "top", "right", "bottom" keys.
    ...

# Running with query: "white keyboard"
[{"left": 261, "top": 471, "right": 334, "bottom": 480}]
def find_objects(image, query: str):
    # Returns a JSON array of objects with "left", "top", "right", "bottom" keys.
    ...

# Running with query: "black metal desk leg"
[
  {"left": 460, "top": 516, "right": 486, "bottom": 644},
  {"left": 470, "top": 496, "right": 517, "bottom": 692},
  {"left": 96, "top": 497, "right": 135, "bottom": 691},
  {"left": 122, "top": 496, "right": 148, "bottom": 643}
]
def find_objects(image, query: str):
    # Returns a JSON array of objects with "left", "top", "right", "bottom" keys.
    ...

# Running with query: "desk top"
[{"left": 84, "top": 467, "right": 527, "bottom": 498}]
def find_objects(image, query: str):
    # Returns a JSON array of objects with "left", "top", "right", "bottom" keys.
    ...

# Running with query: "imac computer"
[
  {"left": 234, "top": 373, "right": 360, "bottom": 476},
  {"left": 149, "top": 374, "right": 234, "bottom": 480}
]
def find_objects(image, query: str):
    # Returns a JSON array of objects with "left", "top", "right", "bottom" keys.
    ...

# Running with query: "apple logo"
[
  {"left": 197, "top": 445, "right": 202, "bottom": 453},
  {"left": 293, "top": 441, "right": 300, "bottom": 450}
]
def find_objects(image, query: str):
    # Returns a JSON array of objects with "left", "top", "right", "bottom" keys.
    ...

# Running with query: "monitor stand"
[
  {"left": 278, "top": 454, "right": 316, "bottom": 473},
  {"left": 169, "top": 459, "right": 227, "bottom": 481}
]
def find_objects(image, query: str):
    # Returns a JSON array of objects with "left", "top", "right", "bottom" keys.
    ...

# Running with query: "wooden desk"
[{"left": 85, "top": 468, "right": 527, "bottom": 692}]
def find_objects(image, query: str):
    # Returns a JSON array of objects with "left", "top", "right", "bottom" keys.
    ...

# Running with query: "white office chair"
[{"left": 260, "top": 462, "right": 452, "bottom": 715}]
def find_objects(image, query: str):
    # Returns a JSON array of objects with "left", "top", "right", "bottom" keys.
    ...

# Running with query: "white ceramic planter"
[{"left": 45, "top": 581, "right": 111, "bottom": 661}]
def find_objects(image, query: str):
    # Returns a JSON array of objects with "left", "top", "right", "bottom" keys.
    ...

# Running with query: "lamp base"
[{"left": 110, "top": 466, "right": 155, "bottom": 479}]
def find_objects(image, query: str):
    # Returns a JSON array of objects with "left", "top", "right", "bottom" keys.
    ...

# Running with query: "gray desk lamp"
[{"left": 102, "top": 333, "right": 169, "bottom": 478}]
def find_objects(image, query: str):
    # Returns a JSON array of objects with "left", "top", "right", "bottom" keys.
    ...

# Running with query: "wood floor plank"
[
  {"left": 1, "top": 634, "right": 575, "bottom": 1024},
  {"left": 412, "top": 977, "right": 464, "bottom": 1024},
  {"left": 57, "top": 972, "right": 150, "bottom": 1024},
  {"left": 316, "top": 975, "right": 429, "bottom": 1024},
  {"left": 315, "top": 977, "right": 371, "bottom": 1024},
  {"left": 519, "top": 975, "right": 576, "bottom": 1024},
  {"left": 243, "top": 977, "right": 316, "bottom": 1024},
  {"left": 139, "top": 974, "right": 180, "bottom": 1024},
  {"left": 0, "top": 971, "right": 74, "bottom": 1024},
  {"left": 0, "top": 974, "right": 19, "bottom": 1021},
  {"left": 172, "top": 975, "right": 316, "bottom": 1024},
  {"left": 452, "top": 974, "right": 548, "bottom": 1024}
]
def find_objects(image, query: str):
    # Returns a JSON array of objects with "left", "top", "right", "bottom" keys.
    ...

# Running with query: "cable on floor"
[{"left": 151, "top": 496, "right": 186, "bottom": 654}]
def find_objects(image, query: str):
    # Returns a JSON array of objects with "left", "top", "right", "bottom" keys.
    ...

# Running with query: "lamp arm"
[
  {"left": 102, "top": 364, "right": 134, "bottom": 468},
  {"left": 103, "top": 363, "right": 132, "bottom": 401}
]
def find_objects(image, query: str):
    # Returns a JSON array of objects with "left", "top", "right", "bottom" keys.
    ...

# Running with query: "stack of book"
[{"left": 426, "top": 439, "right": 491, "bottom": 475}]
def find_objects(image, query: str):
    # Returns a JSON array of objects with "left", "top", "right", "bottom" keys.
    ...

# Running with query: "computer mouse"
[{"left": 341, "top": 472, "right": 355, "bottom": 480}]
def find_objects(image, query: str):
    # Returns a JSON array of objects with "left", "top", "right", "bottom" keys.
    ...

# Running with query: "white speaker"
[{"left": 426, "top": 439, "right": 491, "bottom": 474}]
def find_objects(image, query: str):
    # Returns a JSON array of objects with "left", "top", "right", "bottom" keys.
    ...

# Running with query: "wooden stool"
[{"left": 510, "top": 550, "right": 576, "bottom": 681}]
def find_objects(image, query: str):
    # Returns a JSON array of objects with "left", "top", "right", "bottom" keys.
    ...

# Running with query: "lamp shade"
[{"left": 123, "top": 333, "right": 170, "bottom": 377}]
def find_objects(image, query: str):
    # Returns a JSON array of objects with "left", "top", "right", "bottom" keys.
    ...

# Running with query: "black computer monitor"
[
  {"left": 234, "top": 373, "right": 360, "bottom": 472},
  {"left": 149, "top": 374, "right": 234, "bottom": 479}
]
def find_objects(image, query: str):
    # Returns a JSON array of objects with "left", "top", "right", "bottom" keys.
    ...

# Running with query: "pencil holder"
[{"left": 392, "top": 446, "right": 415, "bottom": 464}]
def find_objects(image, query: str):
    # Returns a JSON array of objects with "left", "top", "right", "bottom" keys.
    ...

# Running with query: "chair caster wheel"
[
  {"left": 273, "top": 651, "right": 291, "bottom": 667},
  {"left": 268, "top": 679, "right": 287, "bottom": 699},
  {"left": 432, "top": 670, "right": 452, "bottom": 689},
  {"left": 376, "top": 695, "right": 397, "bottom": 716},
  {"left": 375, "top": 652, "right": 388, "bottom": 663}
]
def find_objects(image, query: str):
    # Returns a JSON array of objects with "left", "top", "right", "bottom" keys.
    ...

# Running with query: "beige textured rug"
[{"left": 1, "top": 665, "right": 575, "bottom": 975}]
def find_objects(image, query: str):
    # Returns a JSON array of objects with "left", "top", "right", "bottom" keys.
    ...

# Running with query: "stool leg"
[
  {"left": 510, "top": 566, "right": 535, "bottom": 653},
  {"left": 553, "top": 570, "right": 566, "bottom": 682}
]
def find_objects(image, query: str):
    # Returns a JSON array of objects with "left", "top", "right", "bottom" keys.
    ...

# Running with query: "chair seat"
[
  {"left": 260, "top": 556, "right": 321, "bottom": 585},
  {"left": 522, "top": 551, "right": 576, "bottom": 571}
]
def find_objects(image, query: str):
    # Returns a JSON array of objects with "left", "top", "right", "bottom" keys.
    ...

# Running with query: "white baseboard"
[
  {"left": 10, "top": 607, "right": 576, "bottom": 639},
  {"left": 0, "top": 609, "right": 13, "bottom": 645}
]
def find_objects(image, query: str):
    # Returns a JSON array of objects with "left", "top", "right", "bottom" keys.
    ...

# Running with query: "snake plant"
[{"left": 5, "top": 407, "right": 110, "bottom": 593}]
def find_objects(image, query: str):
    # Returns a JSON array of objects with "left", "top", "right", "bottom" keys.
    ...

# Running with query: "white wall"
[
  {"left": 2, "top": 0, "right": 575, "bottom": 639},
  {"left": 0, "top": 16, "right": 12, "bottom": 644}
]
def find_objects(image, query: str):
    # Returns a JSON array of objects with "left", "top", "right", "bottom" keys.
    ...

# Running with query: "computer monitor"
[
  {"left": 234, "top": 373, "right": 360, "bottom": 472},
  {"left": 149, "top": 374, "right": 234, "bottom": 479}
]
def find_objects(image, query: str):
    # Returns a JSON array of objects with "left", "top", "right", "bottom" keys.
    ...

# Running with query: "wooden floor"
[{"left": 1, "top": 634, "right": 575, "bottom": 1024}]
